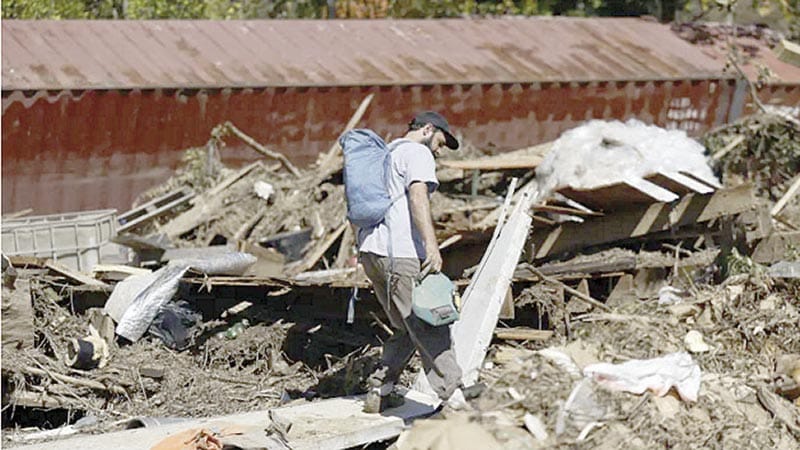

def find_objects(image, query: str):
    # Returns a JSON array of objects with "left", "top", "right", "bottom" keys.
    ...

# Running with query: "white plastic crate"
[{"left": 2, "top": 209, "right": 118, "bottom": 272}]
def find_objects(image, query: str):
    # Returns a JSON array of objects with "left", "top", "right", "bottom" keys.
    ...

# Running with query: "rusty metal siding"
[
  {"left": 3, "top": 18, "right": 728, "bottom": 91},
  {"left": 2, "top": 79, "right": 741, "bottom": 214}
]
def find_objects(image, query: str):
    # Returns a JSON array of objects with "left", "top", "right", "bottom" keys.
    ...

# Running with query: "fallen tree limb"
[{"left": 216, "top": 122, "right": 301, "bottom": 178}]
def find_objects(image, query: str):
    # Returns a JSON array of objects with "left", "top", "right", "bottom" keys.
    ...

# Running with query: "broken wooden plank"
[
  {"left": 530, "top": 184, "right": 755, "bottom": 259},
  {"left": 645, "top": 170, "right": 714, "bottom": 195},
  {"left": 334, "top": 225, "right": 355, "bottom": 269},
  {"left": 494, "top": 327, "right": 553, "bottom": 341},
  {"left": 557, "top": 177, "right": 678, "bottom": 212},
  {"left": 449, "top": 183, "right": 539, "bottom": 386},
  {"left": 45, "top": 261, "right": 110, "bottom": 288},
  {"left": 438, "top": 142, "right": 551, "bottom": 171},
  {"left": 516, "top": 253, "right": 637, "bottom": 279},
  {"left": 6, "top": 255, "right": 46, "bottom": 268},
  {"left": 439, "top": 154, "right": 544, "bottom": 171},
  {"left": 678, "top": 170, "right": 722, "bottom": 189},
  {"left": 286, "top": 222, "right": 347, "bottom": 276},
  {"left": 91, "top": 264, "right": 152, "bottom": 282},
  {"left": 117, "top": 188, "right": 195, "bottom": 233},
  {"left": 532, "top": 204, "right": 603, "bottom": 217}
]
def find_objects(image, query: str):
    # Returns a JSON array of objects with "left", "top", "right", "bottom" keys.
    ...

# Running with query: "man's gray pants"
[{"left": 360, "top": 252, "right": 462, "bottom": 400}]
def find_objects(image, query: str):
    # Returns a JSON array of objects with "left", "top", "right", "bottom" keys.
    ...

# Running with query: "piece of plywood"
[
  {"left": 45, "top": 261, "right": 110, "bottom": 288},
  {"left": 557, "top": 177, "right": 678, "bottom": 212}
]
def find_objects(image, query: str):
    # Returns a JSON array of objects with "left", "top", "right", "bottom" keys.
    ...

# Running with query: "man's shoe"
[
  {"left": 461, "top": 382, "right": 486, "bottom": 400},
  {"left": 363, "top": 387, "right": 405, "bottom": 414}
]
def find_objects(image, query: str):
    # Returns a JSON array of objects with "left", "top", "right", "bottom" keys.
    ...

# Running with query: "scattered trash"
[
  {"left": 523, "top": 413, "right": 549, "bottom": 441},
  {"left": 113, "top": 252, "right": 256, "bottom": 342},
  {"left": 658, "top": 286, "right": 687, "bottom": 305},
  {"left": 555, "top": 378, "right": 608, "bottom": 437},
  {"left": 768, "top": 261, "right": 800, "bottom": 279},
  {"left": 684, "top": 330, "right": 711, "bottom": 353},
  {"left": 583, "top": 352, "right": 701, "bottom": 402},
  {"left": 253, "top": 180, "right": 275, "bottom": 200},
  {"left": 64, "top": 325, "right": 110, "bottom": 369},
  {"left": 148, "top": 301, "right": 203, "bottom": 350}
]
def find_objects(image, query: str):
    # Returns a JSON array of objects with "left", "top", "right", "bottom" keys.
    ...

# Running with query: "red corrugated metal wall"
[{"left": 2, "top": 78, "right": 749, "bottom": 214}]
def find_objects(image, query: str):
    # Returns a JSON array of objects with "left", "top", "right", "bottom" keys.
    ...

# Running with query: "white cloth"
[
  {"left": 358, "top": 139, "right": 438, "bottom": 259},
  {"left": 583, "top": 352, "right": 701, "bottom": 402}
]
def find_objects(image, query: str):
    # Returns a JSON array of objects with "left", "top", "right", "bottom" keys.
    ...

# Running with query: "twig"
[
  {"left": 529, "top": 266, "right": 612, "bottom": 313},
  {"left": 369, "top": 311, "right": 394, "bottom": 336},
  {"left": 771, "top": 174, "right": 800, "bottom": 217},
  {"left": 710, "top": 135, "right": 745, "bottom": 161},
  {"left": 217, "top": 122, "right": 301, "bottom": 177},
  {"left": 21, "top": 364, "right": 126, "bottom": 395}
]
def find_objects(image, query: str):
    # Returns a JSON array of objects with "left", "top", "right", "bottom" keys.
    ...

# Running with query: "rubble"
[{"left": 2, "top": 109, "right": 799, "bottom": 450}]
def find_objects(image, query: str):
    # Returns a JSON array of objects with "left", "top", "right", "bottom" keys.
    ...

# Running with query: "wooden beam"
[
  {"left": 438, "top": 142, "right": 551, "bottom": 171},
  {"left": 448, "top": 183, "right": 539, "bottom": 386},
  {"left": 45, "top": 261, "right": 110, "bottom": 288},
  {"left": 516, "top": 253, "right": 637, "bottom": 279},
  {"left": 285, "top": 223, "right": 348, "bottom": 276},
  {"left": 530, "top": 185, "right": 755, "bottom": 259},
  {"left": 494, "top": 327, "right": 553, "bottom": 341}
]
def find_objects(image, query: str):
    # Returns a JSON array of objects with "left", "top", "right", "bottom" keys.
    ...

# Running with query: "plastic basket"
[{"left": 2, "top": 209, "right": 118, "bottom": 272}]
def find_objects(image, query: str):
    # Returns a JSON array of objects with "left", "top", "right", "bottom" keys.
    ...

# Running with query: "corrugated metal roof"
[{"left": 2, "top": 18, "right": 729, "bottom": 91}]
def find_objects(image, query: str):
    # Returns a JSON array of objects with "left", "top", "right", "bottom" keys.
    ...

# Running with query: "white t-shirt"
[{"left": 358, "top": 139, "right": 438, "bottom": 259}]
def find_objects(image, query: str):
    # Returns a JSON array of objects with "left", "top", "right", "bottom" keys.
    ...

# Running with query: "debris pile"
[{"left": 2, "top": 105, "right": 799, "bottom": 449}]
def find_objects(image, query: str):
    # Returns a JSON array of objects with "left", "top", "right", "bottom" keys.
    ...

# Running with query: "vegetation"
[{"left": 2, "top": 0, "right": 796, "bottom": 23}]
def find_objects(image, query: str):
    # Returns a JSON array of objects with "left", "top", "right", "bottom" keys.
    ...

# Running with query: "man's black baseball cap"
[{"left": 410, "top": 111, "right": 459, "bottom": 150}]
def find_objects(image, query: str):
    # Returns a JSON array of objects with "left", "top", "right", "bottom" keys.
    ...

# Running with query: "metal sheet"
[
  {"left": 2, "top": 79, "right": 743, "bottom": 214},
  {"left": 3, "top": 18, "right": 728, "bottom": 90}
]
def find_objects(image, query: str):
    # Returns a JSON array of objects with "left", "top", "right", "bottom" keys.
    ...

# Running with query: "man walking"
[{"left": 358, "top": 111, "right": 463, "bottom": 413}]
